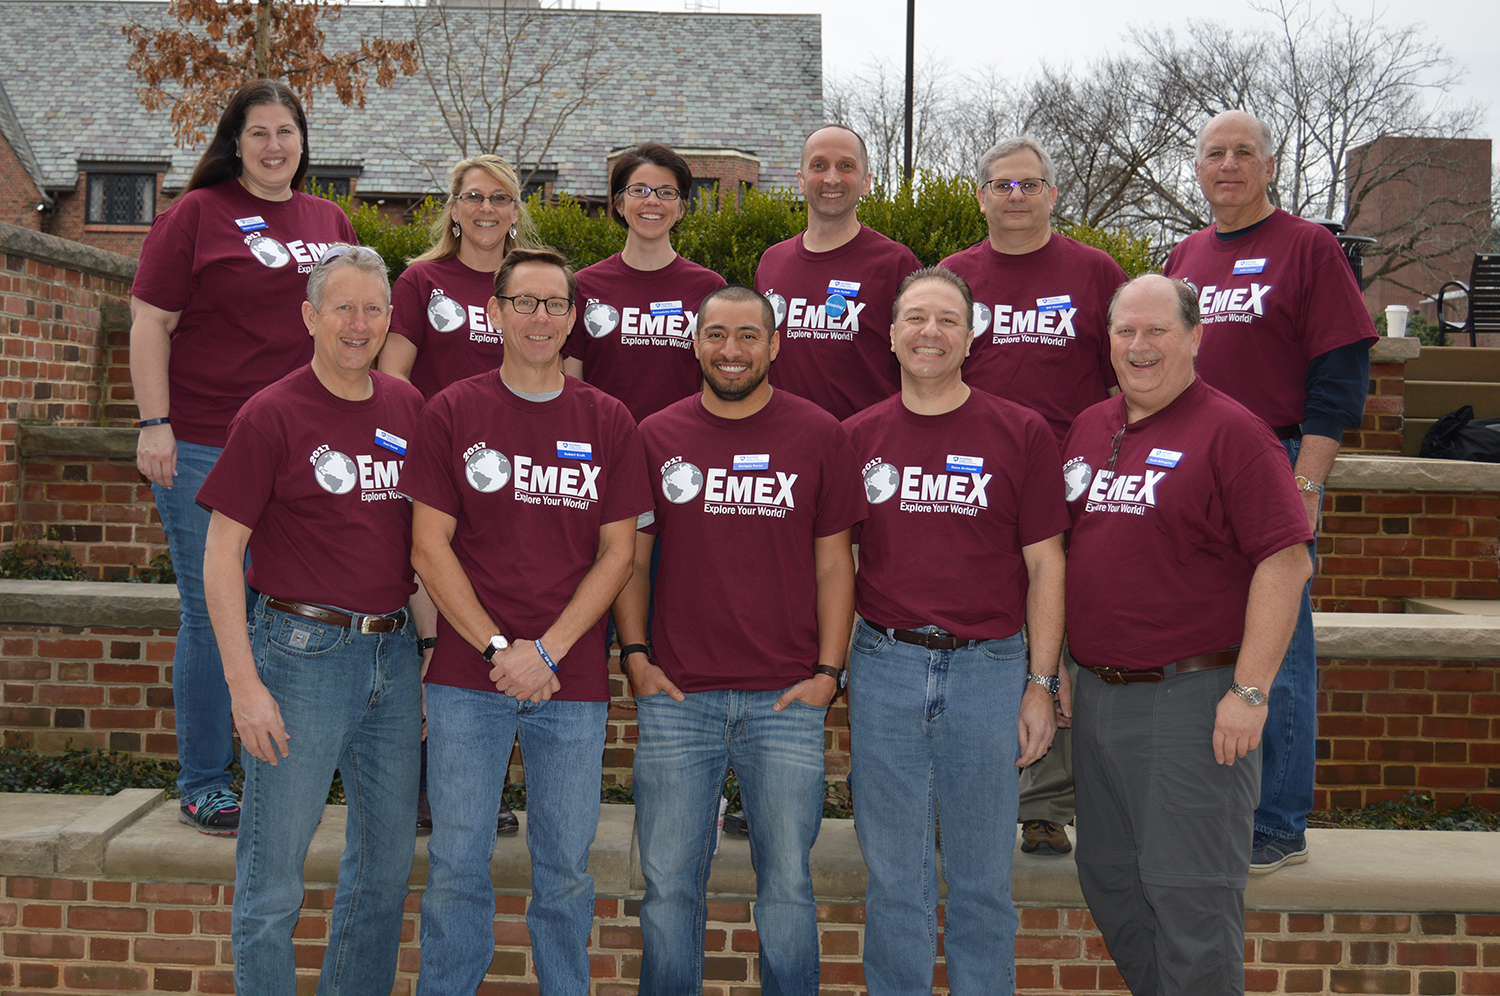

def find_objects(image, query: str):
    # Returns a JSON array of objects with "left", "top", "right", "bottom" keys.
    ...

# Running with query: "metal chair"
[{"left": 1435, "top": 254, "right": 1500, "bottom": 347}]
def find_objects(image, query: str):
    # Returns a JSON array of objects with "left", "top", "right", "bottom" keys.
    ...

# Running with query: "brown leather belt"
[
  {"left": 266, "top": 598, "right": 408, "bottom": 634},
  {"left": 867, "top": 621, "right": 975, "bottom": 651},
  {"left": 1078, "top": 648, "right": 1239, "bottom": 685}
]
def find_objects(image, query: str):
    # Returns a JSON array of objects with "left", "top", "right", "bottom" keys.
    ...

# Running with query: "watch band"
[
  {"left": 619, "top": 643, "right": 650, "bottom": 661},
  {"left": 1027, "top": 672, "right": 1061, "bottom": 694},
  {"left": 482, "top": 635, "right": 508, "bottom": 662},
  {"left": 1294, "top": 475, "right": 1322, "bottom": 494},
  {"left": 813, "top": 665, "right": 844, "bottom": 682},
  {"left": 417, "top": 637, "right": 437, "bottom": 653},
  {"left": 137, "top": 416, "right": 171, "bottom": 428}
]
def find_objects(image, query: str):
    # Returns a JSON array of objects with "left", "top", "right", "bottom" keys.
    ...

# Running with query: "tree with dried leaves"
[{"left": 124, "top": 0, "right": 418, "bottom": 148}]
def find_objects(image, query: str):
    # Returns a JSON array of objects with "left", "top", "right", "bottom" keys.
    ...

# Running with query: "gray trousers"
[
  {"left": 1018, "top": 650, "right": 1078, "bottom": 823},
  {"left": 1073, "top": 664, "right": 1260, "bottom": 996}
]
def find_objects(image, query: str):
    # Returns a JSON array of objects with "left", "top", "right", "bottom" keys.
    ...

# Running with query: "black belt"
[
  {"left": 266, "top": 598, "right": 408, "bottom": 634},
  {"left": 1273, "top": 424, "right": 1302, "bottom": 440},
  {"left": 868, "top": 621, "right": 975, "bottom": 651},
  {"left": 1077, "top": 648, "right": 1239, "bottom": 685}
]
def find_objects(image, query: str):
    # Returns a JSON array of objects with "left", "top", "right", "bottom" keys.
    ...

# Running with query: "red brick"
[
  {"left": 136, "top": 883, "right": 218, "bottom": 905},
  {"left": 63, "top": 965, "right": 151, "bottom": 989},
  {"left": 2, "top": 931, "right": 85, "bottom": 958},
  {"left": 154, "top": 967, "right": 193, "bottom": 992},
  {"left": 21, "top": 901, "right": 62, "bottom": 928},
  {"left": 91, "top": 934, "right": 131, "bottom": 961},
  {"left": 1015, "top": 934, "right": 1083, "bottom": 958},
  {"left": 1262, "top": 939, "right": 1345, "bottom": 963},
  {"left": 19, "top": 961, "right": 59, "bottom": 987},
  {"left": 37, "top": 637, "right": 103, "bottom": 657},
  {"left": 153, "top": 908, "right": 195, "bottom": 934},
  {"left": 1399, "top": 942, "right": 1477, "bottom": 966},
  {"left": 199, "top": 969, "right": 236, "bottom": 994},
  {"left": 1467, "top": 916, "right": 1500, "bottom": 936},
  {"left": 70, "top": 905, "right": 149, "bottom": 932},
  {"left": 1285, "top": 968, "right": 1326, "bottom": 991},
  {"left": 135, "top": 936, "right": 218, "bottom": 965},
  {"left": 1016, "top": 963, "right": 1055, "bottom": 989},
  {"left": 7, "top": 877, "right": 88, "bottom": 900}
]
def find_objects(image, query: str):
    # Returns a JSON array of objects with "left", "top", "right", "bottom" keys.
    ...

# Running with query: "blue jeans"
[
  {"left": 418, "top": 685, "right": 607, "bottom": 996},
  {"left": 847, "top": 619, "right": 1028, "bottom": 996},
  {"left": 633, "top": 687, "right": 828, "bottom": 996},
  {"left": 233, "top": 596, "right": 421, "bottom": 996},
  {"left": 152, "top": 439, "right": 244, "bottom": 803},
  {"left": 1258, "top": 438, "right": 1318, "bottom": 843}
]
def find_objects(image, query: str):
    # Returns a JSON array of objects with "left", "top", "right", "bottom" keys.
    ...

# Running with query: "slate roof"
[{"left": 0, "top": 0, "right": 822, "bottom": 199}]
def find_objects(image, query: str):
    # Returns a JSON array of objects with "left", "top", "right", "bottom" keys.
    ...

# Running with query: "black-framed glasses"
[
  {"left": 314, "top": 244, "right": 384, "bottom": 267},
  {"left": 496, "top": 294, "right": 572, "bottom": 316},
  {"left": 981, "top": 178, "right": 1048, "bottom": 197},
  {"left": 456, "top": 191, "right": 516, "bottom": 207},
  {"left": 622, "top": 183, "right": 683, "bottom": 202}
]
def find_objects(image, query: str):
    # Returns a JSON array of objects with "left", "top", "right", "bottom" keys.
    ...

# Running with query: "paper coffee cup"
[{"left": 1386, "top": 304, "right": 1409, "bottom": 337}]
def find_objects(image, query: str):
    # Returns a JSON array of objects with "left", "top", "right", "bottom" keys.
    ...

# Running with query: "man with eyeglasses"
[
  {"left": 1162, "top": 110, "right": 1376, "bottom": 875},
  {"left": 1063, "top": 274, "right": 1312, "bottom": 996},
  {"left": 941, "top": 135, "right": 1129, "bottom": 860},
  {"left": 754, "top": 124, "right": 921, "bottom": 420},
  {"left": 198, "top": 244, "right": 426, "bottom": 994},
  {"left": 401, "top": 247, "right": 653, "bottom": 995}
]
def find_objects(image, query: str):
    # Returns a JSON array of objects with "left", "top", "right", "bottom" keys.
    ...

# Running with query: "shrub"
[
  {"left": 0, "top": 535, "right": 90, "bottom": 581},
  {"left": 1373, "top": 311, "right": 1444, "bottom": 347}
]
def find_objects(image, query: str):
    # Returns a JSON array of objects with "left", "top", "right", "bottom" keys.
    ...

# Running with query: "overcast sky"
[{"left": 597, "top": 0, "right": 1499, "bottom": 150}]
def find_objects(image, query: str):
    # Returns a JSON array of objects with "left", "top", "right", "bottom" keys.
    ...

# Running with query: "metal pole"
[{"left": 903, "top": 0, "right": 914, "bottom": 185}]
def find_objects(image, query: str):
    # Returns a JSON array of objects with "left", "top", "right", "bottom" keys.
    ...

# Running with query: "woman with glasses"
[
  {"left": 380, "top": 154, "right": 535, "bottom": 399},
  {"left": 562, "top": 143, "right": 725, "bottom": 424},
  {"left": 129, "top": 79, "right": 357, "bottom": 837}
]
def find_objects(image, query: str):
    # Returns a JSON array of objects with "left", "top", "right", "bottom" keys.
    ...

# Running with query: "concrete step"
[
  {"left": 1403, "top": 418, "right": 1436, "bottom": 455},
  {"left": 1406, "top": 598, "right": 1500, "bottom": 615},
  {"left": 1404, "top": 346, "right": 1500, "bottom": 382},
  {"left": 1403, "top": 380, "right": 1500, "bottom": 420}
]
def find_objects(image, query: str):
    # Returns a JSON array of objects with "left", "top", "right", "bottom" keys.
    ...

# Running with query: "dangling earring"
[
  {"left": 509, "top": 226, "right": 517, "bottom": 240},
  {"left": 451, "top": 221, "right": 462, "bottom": 239}
]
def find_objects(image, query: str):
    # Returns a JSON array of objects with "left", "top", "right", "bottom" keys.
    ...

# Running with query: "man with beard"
[{"left": 614, "top": 284, "right": 867, "bottom": 995}]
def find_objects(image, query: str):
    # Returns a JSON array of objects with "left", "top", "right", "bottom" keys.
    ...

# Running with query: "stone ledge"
[
  {"left": 0, "top": 219, "right": 137, "bottom": 283},
  {"left": 1370, "top": 337, "right": 1422, "bottom": 363},
  {"left": 1327, "top": 453, "right": 1500, "bottom": 491},
  {"left": 16, "top": 423, "right": 138, "bottom": 460},
  {"left": 1313, "top": 612, "right": 1500, "bottom": 660},
  {"left": 0, "top": 579, "right": 181, "bottom": 630},
  {"left": 4, "top": 792, "right": 1497, "bottom": 914},
  {"left": 1406, "top": 598, "right": 1500, "bottom": 616}
]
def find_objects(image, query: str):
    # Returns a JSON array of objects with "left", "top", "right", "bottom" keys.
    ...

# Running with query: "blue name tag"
[
  {"left": 1233, "top": 258, "right": 1266, "bottom": 275},
  {"left": 235, "top": 215, "right": 268, "bottom": 232},
  {"left": 650, "top": 300, "right": 684, "bottom": 316},
  {"left": 375, "top": 428, "right": 407, "bottom": 455},
  {"left": 1145, "top": 448, "right": 1182, "bottom": 468},
  {"left": 946, "top": 454, "right": 984, "bottom": 474},
  {"left": 557, "top": 441, "right": 593, "bottom": 460},
  {"left": 1036, "top": 295, "right": 1071, "bottom": 312},
  {"left": 827, "top": 279, "right": 861, "bottom": 297},
  {"left": 733, "top": 453, "right": 770, "bottom": 471}
]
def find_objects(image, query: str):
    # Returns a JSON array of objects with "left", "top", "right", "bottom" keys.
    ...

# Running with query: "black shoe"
[
  {"left": 416, "top": 793, "right": 433, "bottom": 835},
  {"left": 497, "top": 796, "right": 520, "bottom": 836},
  {"left": 179, "top": 789, "right": 240, "bottom": 837},
  {"left": 722, "top": 812, "right": 749, "bottom": 838}
]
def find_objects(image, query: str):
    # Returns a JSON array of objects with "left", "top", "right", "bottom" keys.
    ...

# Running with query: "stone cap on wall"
[
  {"left": 3, "top": 791, "right": 1497, "bottom": 914},
  {"left": 1328, "top": 453, "right": 1500, "bottom": 491},
  {"left": 0, "top": 219, "right": 137, "bottom": 282},
  {"left": 16, "top": 424, "right": 138, "bottom": 460},
  {"left": 0, "top": 580, "right": 181, "bottom": 629},
  {"left": 1370, "top": 337, "right": 1422, "bottom": 363}
]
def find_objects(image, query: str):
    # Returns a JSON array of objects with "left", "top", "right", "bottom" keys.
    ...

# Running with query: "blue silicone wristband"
[{"left": 535, "top": 639, "right": 558, "bottom": 673}]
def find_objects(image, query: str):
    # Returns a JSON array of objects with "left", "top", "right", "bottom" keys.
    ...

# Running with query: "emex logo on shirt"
[
  {"left": 461, "top": 441, "right": 599, "bottom": 510},
  {"left": 1062, "top": 450, "right": 1179, "bottom": 517},
  {"left": 762, "top": 287, "right": 867, "bottom": 343},
  {"left": 427, "top": 289, "right": 501, "bottom": 345},
  {"left": 862, "top": 455, "right": 990, "bottom": 518},
  {"left": 658, "top": 455, "right": 797, "bottom": 520},
  {"left": 973, "top": 295, "right": 1078, "bottom": 346},
  {"left": 309, "top": 444, "right": 404, "bottom": 502},
  {"left": 1194, "top": 280, "right": 1273, "bottom": 326},
  {"left": 582, "top": 299, "right": 697, "bottom": 348},
  {"left": 243, "top": 234, "right": 341, "bottom": 274}
]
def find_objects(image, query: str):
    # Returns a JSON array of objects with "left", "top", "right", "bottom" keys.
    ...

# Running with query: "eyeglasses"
[
  {"left": 622, "top": 183, "right": 683, "bottom": 202},
  {"left": 981, "top": 178, "right": 1048, "bottom": 197},
  {"left": 1106, "top": 422, "right": 1127, "bottom": 480},
  {"left": 314, "top": 244, "right": 384, "bottom": 267},
  {"left": 456, "top": 191, "right": 516, "bottom": 207},
  {"left": 496, "top": 294, "right": 572, "bottom": 317}
]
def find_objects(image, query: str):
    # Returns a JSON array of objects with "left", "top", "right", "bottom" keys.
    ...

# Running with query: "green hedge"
[{"left": 332, "top": 177, "right": 1155, "bottom": 285}]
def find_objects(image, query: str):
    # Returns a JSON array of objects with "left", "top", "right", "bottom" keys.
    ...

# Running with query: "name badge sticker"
[
  {"left": 733, "top": 453, "right": 770, "bottom": 471},
  {"left": 827, "top": 279, "right": 862, "bottom": 297},
  {"left": 1145, "top": 448, "right": 1182, "bottom": 468},
  {"left": 557, "top": 441, "right": 593, "bottom": 460},
  {"left": 235, "top": 215, "right": 268, "bottom": 232},
  {"left": 824, "top": 294, "right": 848, "bottom": 319},
  {"left": 1233, "top": 258, "right": 1267, "bottom": 275},
  {"left": 946, "top": 454, "right": 984, "bottom": 474},
  {"left": 1036, "top": 295, "right": 1072, "bottom": 313},
  {"left": 650, "top": 300, "right": 684, "bottom": 316},
  {"left": 375, "top": 428, "right": 407, "bottom": 455}
]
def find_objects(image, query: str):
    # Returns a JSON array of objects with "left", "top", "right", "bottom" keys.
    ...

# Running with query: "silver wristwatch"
[
  {"left": 1027, "top": 672, "right": 1060, "bottom": 695},
  {"left": 1229, "top": 682, "right": 1267, "bottom": 706},
  {"left": 482, "top": 634, "right": 509, "bottom": 662}
]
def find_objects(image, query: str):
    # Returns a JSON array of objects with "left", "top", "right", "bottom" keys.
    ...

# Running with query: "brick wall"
[
  {"left": 0, "top": 140, "right": 45, "bottom": 232},
  {"left": 1343, "top": 357, "right": 1407, "bottom": 455},
  {"left": 42, "top": 172, "right": 168, "bottom": 260},
  {"left": 4, "top": 876, "right": 1499, "bottom": 995},
  {"left": 1316, "top": 491, "right": 1500, "bottom": 612}
]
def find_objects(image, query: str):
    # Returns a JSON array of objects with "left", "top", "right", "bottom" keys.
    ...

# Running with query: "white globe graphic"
[
  {"left": 314, "top": 451, "right": 357, "bottom": 494},
  {"left": 248, "top": 236, "right": 291, "bottom": 269},
  {"left": 584, "top": 302, "right": 619, "bottom": 338},
  {"left": 465, "top": 449, "right": 512, "bottom": 493},
  {"left": 661, "top": 462, "right": 703, "bottom": 504},
  {"left": 972, "top": 303, "right": 992, "bottom": 336},
  {"left": 1064, "top": 460, "right": 1094, "bottom": 502},
  {"left": 863, "top": 462, "right": 899, "bottom": 504},
  {"left": 427, "top": 294, "right": 466, "bottom": 333},
  {"left": 765, "top": 292, "right": 787, "bottom": 327}
]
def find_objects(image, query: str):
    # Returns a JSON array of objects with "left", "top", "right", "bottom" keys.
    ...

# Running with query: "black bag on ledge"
[{"left": 1419, "top": 405, "right": 1500, "bottom": 463}]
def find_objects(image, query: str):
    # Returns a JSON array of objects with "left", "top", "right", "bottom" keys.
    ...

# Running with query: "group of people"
[{"left": 130, "top": 76, "right": 1375, "bottom": 996}]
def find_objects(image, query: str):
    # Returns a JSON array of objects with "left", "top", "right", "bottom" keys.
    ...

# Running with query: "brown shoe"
[
  {"left": 1021, "top": 819, "right": 1072, "bottom": 856},
  {"left": 497, "top": 796, "right": 520, "bottom": 836}
]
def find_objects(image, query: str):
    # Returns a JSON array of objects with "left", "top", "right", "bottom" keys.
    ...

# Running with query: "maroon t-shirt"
[
  {"left": 844, "top": 389, "right": 1069, "bottom": 640},
  {"left": 197, "top": 367, "right": 423, "bottom": 613},
  {"left": 1162, "top": 209, "right": 1378, "bottom": 429},
  {"left": 942, "top": 235, "right": 1125, "bottom": 443},
  {"left": 401, "top": 373, "right": 652, "bottom": 701},
  {"left": 754, "top": 225, "right": 921, "bottom": 420},
  {"left": 1061, "top": 379, "right": 1314, "bottom": 671},
  {"left": 389, "top": 256, "right": 504, "bottom": 400},
  {"left": 639, "top": 389, "right": 868, "bottom": 693},
  {"left": 563, "top": 253, "right": 726, "bottom": 423},
  {"left": 131, "top": 182, "right": 358, "bottom": 447}
]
